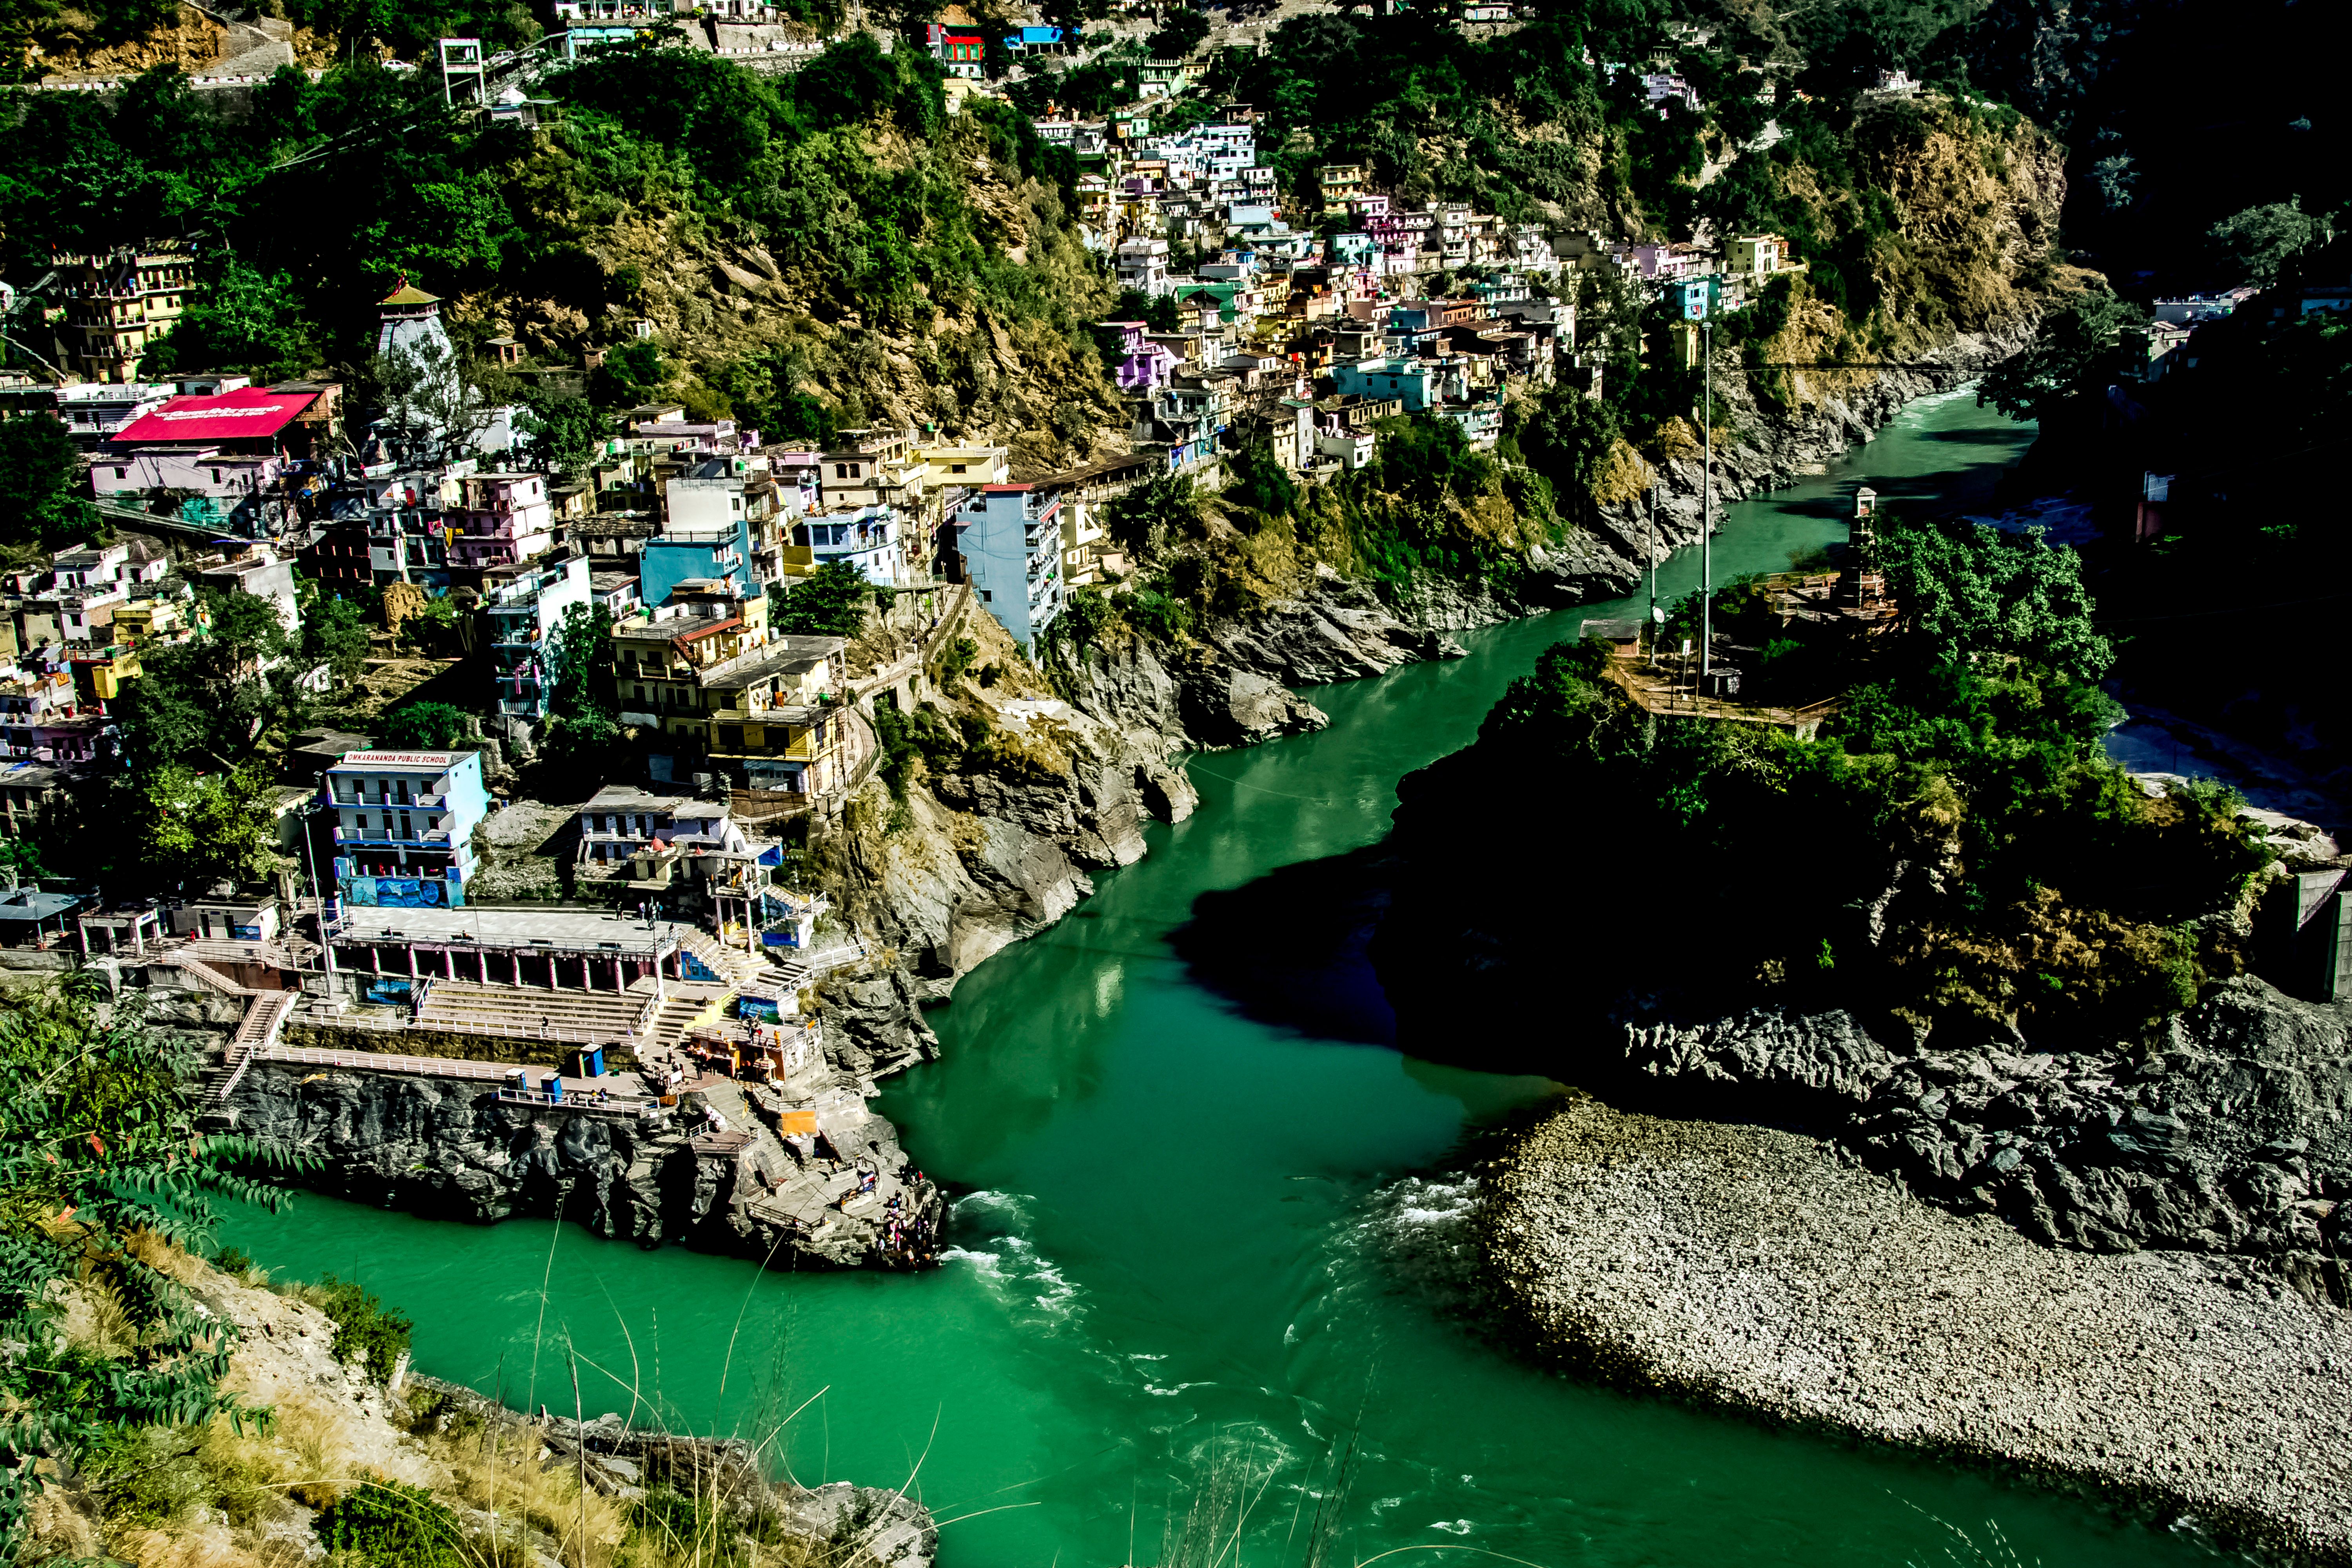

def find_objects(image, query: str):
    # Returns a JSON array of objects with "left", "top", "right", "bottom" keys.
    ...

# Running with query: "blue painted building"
[
  {"left": 639, "top": 513, "right": 753, "bottom": 607},
  {"left": 324, "top": 748, "right": 492, "bottom": 909},
  {"left": 953, "top": 485, "right": 1063, "bottom": 647},
  {"left": 1330, "top": 356, "right": 1441, "bottom": 411}
]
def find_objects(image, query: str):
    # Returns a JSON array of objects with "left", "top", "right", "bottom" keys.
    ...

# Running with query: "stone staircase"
[{"left": 414, "top": 978, "right": 651, "bottom": 1045}]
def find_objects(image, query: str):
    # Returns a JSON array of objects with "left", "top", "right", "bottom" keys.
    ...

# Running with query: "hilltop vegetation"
[{"left": 1377, "top": 511, "right": 2275, "bottom": 1056}]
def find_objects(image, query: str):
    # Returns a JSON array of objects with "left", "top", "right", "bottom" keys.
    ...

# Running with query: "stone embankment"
[
  {"left": 221, "top": 1054, "right": 944, "bottom": 1271},
  {"left": 1485, "top": 1093, "right": 2352, "bottom": 1564}
]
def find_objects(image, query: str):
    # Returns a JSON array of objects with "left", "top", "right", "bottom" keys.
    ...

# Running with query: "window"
[
  {"left": 113, "top": 468, "right": 125, "bottom": 480},
  {"left": 950, "top": 463, "right": 966, "bottom": 473},
  {"left": 981, "top": 590, "right": 993, "bottom": 603}
]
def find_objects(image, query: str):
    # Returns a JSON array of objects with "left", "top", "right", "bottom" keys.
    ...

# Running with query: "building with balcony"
[
  {"left": 447, "top": 472, "right": 556, "bottom": 569},
  {"left": 0, "top": 670, "right": 110, "bottom": 766},
  {"left": 607, "top": 584, "right": 850, "bottom": 792},
  {"left": 323, "top": 748, "right": 491, "bottom": 909},
  {"left": 54, "top": 245, "right": 194, "bottom": 384},
  {"left": 954, "top": 485, "right": 1064, "bottom": 646},
  {"left": 483, "top": 550, "right": 591, "bottom": 721},
  {"left": 55, "top": 382, "right": 174, "bottom": 447},
  {"left": 668, "top": 456, "right": 793, "bottom": 586},
  {"left": 573, "top": 784, "right": 743, "bottom": 870},
  {"left": 784, "top": 505, "right": 902, "bottom": 587}
]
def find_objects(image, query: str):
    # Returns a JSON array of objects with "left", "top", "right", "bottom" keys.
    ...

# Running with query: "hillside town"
[{"left": 0, "top": 45, "right": 1764, "bottom": 1264}]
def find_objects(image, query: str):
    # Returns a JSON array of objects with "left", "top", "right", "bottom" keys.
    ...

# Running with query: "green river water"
[{"left": 222, "top": 387, "right": 2221, "bottom": 1568}]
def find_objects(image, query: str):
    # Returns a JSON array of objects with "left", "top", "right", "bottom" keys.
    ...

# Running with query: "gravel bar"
[{"left": 1484, "top": 1093, "right": 2352, "bottom": 1563}]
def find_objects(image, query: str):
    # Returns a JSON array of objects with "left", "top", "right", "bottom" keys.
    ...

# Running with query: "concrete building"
[
  {"left": 954, "top": 485, "right": 1064, "bottom": 646},
  {"left": 607, "top": 583, "right": 851, "bottom": 793},
  {"left": 447, "top": 472, "right": 556, "bottom": 569},
  {"left": 54, "top": 245, "right": 194, "bottom": 384},
  {"left": 324, "top": 748, "right": 492, "bottom": 909},
  {"left": 483, "top": 551, "right": 591, "bottom": 721},
  {"left": 573, "top": 784, "right": 742, "bottom": 869}
]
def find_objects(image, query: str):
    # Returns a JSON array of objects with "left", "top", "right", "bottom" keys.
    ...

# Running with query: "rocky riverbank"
[
  {"left": 221, "top": 1054, "right": 946, "bottom": 1270},
  {"left": 1484, "top": 1092, "right": 2352, "bottom": 1564}
]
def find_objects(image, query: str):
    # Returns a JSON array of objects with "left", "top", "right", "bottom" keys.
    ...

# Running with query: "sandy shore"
[{"left": 1483, "top": 1093, "right": 2352, "bottom": 1563}]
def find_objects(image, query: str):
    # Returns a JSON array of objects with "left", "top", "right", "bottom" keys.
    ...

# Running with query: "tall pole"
[
  {"left": 1700, "top": 314, "right": 1713, "bottom": 685},
  {"left": 1645, "top": 485, "right": 1656, "bottom": 626}
]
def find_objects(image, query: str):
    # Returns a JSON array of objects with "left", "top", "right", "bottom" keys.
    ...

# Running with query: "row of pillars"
[{"left": 349, "top": 942, "right": 686, "bottom": 992}]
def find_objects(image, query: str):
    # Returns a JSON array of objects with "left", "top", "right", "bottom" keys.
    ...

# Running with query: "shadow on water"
[{"left": 1168, "top": 843, "right": 1399, "bottom": 1047}]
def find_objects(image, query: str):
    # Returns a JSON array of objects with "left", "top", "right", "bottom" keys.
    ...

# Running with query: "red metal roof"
[{"left": 109, "top": 387, "right": 321, "bottom": 445}]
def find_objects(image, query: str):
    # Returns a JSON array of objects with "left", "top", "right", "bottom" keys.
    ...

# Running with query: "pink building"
[{"left": 446, "top": 472, "right": 554, "bottom": 569}]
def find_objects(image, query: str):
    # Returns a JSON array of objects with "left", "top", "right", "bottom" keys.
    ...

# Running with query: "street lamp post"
[{"left": 1701, "top": 312, "right": 1713, "bottom": 686}]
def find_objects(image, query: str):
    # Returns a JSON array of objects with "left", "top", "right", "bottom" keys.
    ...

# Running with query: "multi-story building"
[
  {"left": 607, "top": 583, "right": 850, "bottom": 793},
  {"left": 1116, "top": 237, "right": 1173, "bottom": 297},
  {"left": 953, "top": 485, "right": 1064, "bottom": 646},
  {"left": 447, "top": 472, "right": 555, "bottom": 570},
  {"left": 784, "top": 505, "right": 903, "bottom": 587},
  {"left": 0, "top": 669, "right": 109, "bottom": 765},
  {"left": 55, "top": 382, "right": 173, "bottom": 446},
  {"left": 54, "top": 244, "right": 194, "bottom": 384},
  {"left": 323, "top": 748, "right": 492, "bottom": 910},
  {"left": 483, "top": 551, "right": 590, "bottom": 721},
  {"left": 573, "top": 784, "right": 743, "bottom": 871},
  {"left": 669, "top": 455, "right": 791, "bottom": 587}
]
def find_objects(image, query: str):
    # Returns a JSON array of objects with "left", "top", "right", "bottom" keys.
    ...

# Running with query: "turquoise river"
[{"left": 223, "top": 387, "right": 2222, "bottom": 1568}]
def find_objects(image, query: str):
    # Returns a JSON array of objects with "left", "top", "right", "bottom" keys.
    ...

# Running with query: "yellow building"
[
  {"left": 607, "top": 583, "right": 852, "bottom": 795},
  {"left": 54, "top": 245, "right": 195, "bottom": 384}
]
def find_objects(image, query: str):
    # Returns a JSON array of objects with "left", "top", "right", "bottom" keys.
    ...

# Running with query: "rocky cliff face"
[{"left": 225, "top": 1058, "right": 942, "bottom": 1271}]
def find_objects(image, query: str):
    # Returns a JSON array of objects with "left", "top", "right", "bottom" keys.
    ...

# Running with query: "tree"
[
  {"left": 2205, "top": 198, "right": 2329, "bottom": 289},
  {"left": 1102, "top": 473, "right": 1202, "bottom": 556},
  {"left": 1976, "top": 285, "right": 2147, "bottom": 424},
  {"left": 518, "top": 392, "right": 606, "bottom": 481},
  {"left": 138, "top": 256, "right": 316, "bottom": 382},
  {"left": 301, "top": 595, "right": 372, "bottom": 689},
  {"left": 591, "top": 338, "right": 669, "bottom": 408},
  {"left": 771, "top": 561, "right": 875, "bottom": 637},
  {"left": 1109, "top": 289, "right": 1181, "bottom": 332},
  {"left": 113, "top": 591, "right": 297, "bottom": 777},
  {"left": 136, "top": 765, "right": 282, "bottom": 893},
  {"left": 0, "top": 416, "right": 101, "bottom": 556},
  {"left": 1222, "top": 437, "right": 1296, "bottom": 517},
  {"left": 1876, "top": 513, "right": 2114, "bottom": 678},
  {"left": 546, "top": 600, "right": 617, "bottom": 719},
  {"left": 1145, "top": 7, "right": 1210, "bottom": 58},
  {"left": 378, "top": 702, "right": 474, "bottom": 749},
  {"left": 0, "top": 980, "right": 300, "bottom": 1544}
]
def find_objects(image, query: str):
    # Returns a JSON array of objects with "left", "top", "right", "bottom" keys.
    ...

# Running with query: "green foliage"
[
  {"left": 1510, "top": 388, "right": 1621, "bottom": 519},
  {"left": 1145, "top": 8, "right": 1210, "bottom": 59},
  {"left": 870, "top": 699, "right": 966, "bottom": 799},
  {"left": 1423, "top": 628, "right": 2256, "bottom": 1040},
  {"left": 1976, "top": 284, "right": 2146, "bottom": 423},
  {"left": 1875, "top": 512, "right": 2113, "bottom": 677},
  {"left": 2204, "top": 198, "right": 2328, "bottom": 289},
  {"left": 377, "top": 702, "right": 474, "bottom": 750},
  {"left": 933, "top": 635, "right": 978, "bottom": 685},
  {"left": 1109, "top": 289, "right": 1181, "bottom": 332},
  {"left": 140, "top": 255, "right": 317, "bottom": 381},
  {"left": 519, "top": 391, "right": 607, "bottom": 479},
  {"left": 0, "top": 981, "right": 301, "bottom": 1544},
  {"left": 314, "top": 1480, "right": 465, "bottom": 1568},
  {"left": 114, "top": 592, "right": 298, "bottom": 778},
  {"left": 301, "top": 595, "right": 373, "bottom": 689},
  {"left": 135, "top": 765, "right": 283, "bottom": 894},
  {"left": 0, "top": 416, "right": 102, "bottom": 557},
  {"left": 1221, "top": 438, "right": 1297, "bottom": 519},
  {"left": 592, "top": 339, "right": 670, "bottom": 408},
  {"left": 298, "top": 1274, "right": 414, "bottom": 1384},
  {"left": 771, "top": 561, "right": 873, "bottom": 638},
  {"left": 1102, "top": 474, "right": 1203, "bottom": 557}
]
